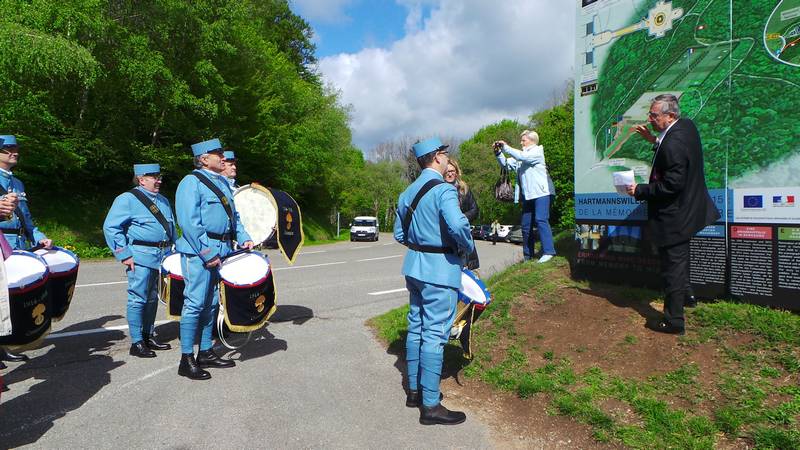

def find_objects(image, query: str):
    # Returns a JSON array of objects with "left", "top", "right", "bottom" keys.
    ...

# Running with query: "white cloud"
[{"left": 317, "top": 0, "right": 576, "bottom": 152}]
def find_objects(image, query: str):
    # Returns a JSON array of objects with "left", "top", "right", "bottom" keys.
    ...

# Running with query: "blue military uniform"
[
  {"left": 103, "top": 164, "right": 176, "bottom": 351},
  {"left": 0, "top": 135, "right": 48, "bottom": 250},
  {"left": 175, "top": 139, "right": 250, "bottom": 360},
  {"left": 394, "top": 138, "right": 473, "bottom": 416}
]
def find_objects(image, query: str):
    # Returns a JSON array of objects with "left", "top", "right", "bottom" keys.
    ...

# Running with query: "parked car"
[
  {"left": 506, "top": 225, "right": 523, "bottom": 244},
  {"left": 471, "top": 224, "right": 491, "bottom": 240},
  {"left": 506, "top": 225, "right": 537, "bottom": 244}
]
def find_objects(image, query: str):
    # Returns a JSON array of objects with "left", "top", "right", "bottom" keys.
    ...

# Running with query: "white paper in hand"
[{"left": 613, "top": 170, "right": 635, "bottom": 195}]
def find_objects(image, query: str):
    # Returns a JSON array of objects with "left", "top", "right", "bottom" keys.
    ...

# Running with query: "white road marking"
[
  {"left": 368, "top": 287, "right": 408, "bottom": 296},
  {"left": 382, "top": 243, "right": 395, "bottom": 246},
  {"left": 273, "top": 261, "right": 347, "bottom": 271},
  {"left": 46, "top": 320, "right": 172, "bottom": 339},
  {"left": 301, "top": 250, "right": 327, "bottom": 255},
  {"left": 75, "top": 281, "right": 127, "bottom": 288},
  {"left": 350, "top": 245, "right": 372, "bottom": 250},
  {"left": 357, "top": 255, "right": 402, "bottom": 262}
]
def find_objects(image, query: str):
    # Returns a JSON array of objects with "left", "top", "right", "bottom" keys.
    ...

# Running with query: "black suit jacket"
[{"left": 634, "top": 118, "right": 720, "bottom": 247}]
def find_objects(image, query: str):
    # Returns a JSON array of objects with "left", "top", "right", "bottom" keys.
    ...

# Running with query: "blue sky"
[
  {"left": 292, "top": 1, "right": 426, "bottom": 57},
  {"left": 289, "top": 1, "right": 576, "bottom": 153}
]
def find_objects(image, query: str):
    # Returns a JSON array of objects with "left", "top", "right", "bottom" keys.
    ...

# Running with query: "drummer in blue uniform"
[
  {"left": 0, "top": 134, "right": 52, "bottom": 364},
  {"left": 394, "top": 137, "right": 474, "bottom": 425},
  {"left": 175, "top": 138, "right": 253, "bottom": 380},
  {"left": 222, "top": 150, "right": 238, "bottom": 190},
  {"left": 103, "top": 163, "right": 176, "bottom": 358}
]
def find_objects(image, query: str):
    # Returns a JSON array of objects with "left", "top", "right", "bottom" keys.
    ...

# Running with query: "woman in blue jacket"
[{"left": 494, "top": 130, "right": 555, "bottom": 263}]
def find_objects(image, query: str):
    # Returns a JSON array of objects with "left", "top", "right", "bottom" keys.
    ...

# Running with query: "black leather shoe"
[
  {"left": 648, "top": 320, "right": 685, "bottom": 335},
  {"left": 129, "top": 341, "right": 156, "bottom": 358},
  {"left": 1, "top": 382, "right": 8, "bottom": 392},
  {"left": 0, "top": 360, "right": 6, "bottom": 369},
  {"left": 197, "top": 349, "right": 235, "bottom": 368},
  {"left": 406, "top": 390, "right": 443, "bottom": 408},
  {"left": 178, "top": 353, "right": 211, "bottom": 380},
  {"left": 143, "top": 334, "right": 171, "bottom": 351},
  {"left": 420, "top": 404, "right": 467, "bottom": 425},
  {"left": 685, "top": 295, "right": 698, "bottom": 308},
  {"left": 0, "top": 348, "right": 29, "bottom": 362}
]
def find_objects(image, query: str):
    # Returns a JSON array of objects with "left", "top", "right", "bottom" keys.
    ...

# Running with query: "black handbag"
[{"left": 494, "top": 167, "right": 514, "bottom": 202}]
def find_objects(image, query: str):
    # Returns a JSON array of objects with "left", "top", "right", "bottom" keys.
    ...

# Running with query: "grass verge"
[{"left": 370, "top": 237, "right": 800, "bottom": 449}]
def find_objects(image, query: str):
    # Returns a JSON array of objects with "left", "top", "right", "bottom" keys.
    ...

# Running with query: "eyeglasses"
[
  {"left": 144, "top": 174, "right": 163, "bottom": 180},
  {"left": 445, "top": 170, "right": 457, "bottom": 175},
  {"left": 648, "top": 111, "right": 664, "bottom": 118}
]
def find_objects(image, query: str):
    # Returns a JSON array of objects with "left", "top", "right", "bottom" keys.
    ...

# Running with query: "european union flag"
[{"left": 743, "top": 195, "right": 763, "bottom": 208}]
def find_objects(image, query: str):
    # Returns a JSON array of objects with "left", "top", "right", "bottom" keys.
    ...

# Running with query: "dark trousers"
[{"left": 658, "top": 239, "right": 690, "bottom": 328}]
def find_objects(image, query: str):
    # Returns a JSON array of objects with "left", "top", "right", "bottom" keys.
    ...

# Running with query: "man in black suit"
[{"left": 627, "top": 94, "right": 720, "bottom": 335}]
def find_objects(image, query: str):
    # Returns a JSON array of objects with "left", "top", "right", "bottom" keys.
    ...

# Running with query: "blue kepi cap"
[
  {"left": 0, "top": 135, "right": 17, "bottom": 147},
  {"left": 191, "top": 138, "right": 223, "bottom": 157},
  {"left": 134, "top": 163, "right": 160, "bottom": 176},
  {"left": 412, "top": 137, "right": 448, "bottom": 158},
  {"left": 223, "top": 150, "right": 236, "bottom": 161}
]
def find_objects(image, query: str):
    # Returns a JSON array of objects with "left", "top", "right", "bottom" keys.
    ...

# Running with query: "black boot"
[
  {"left": 129, "top": 341, "right": 156, "bottom": 358},
  {"left": 685, "top": 295, "right": 698, "bottom": 308},
  {"left": 178, "top": 353, "right": 211, "bottom": 380},
  {"left": 0, "top": 360, "right": 6, "bottom": 369},
  {"left": 143, "top": 334, "right": 171, "bottom": 351},
  {"left": 406, "top": 390, "right": 443, "bottom": 408},
  {"left": 197, "top": 349, "right": 235, "bottom": 368},
  {"left": 0, "top": 347, "right": 29, "bottom": 362},
  {"left": 420, "top": 403, "right": 467, "bottom": 425}
]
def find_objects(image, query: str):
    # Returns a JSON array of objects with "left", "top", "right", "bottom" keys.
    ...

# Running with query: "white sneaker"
[{"left": 537, "top": 255, "right": 554, "bottom": 264}]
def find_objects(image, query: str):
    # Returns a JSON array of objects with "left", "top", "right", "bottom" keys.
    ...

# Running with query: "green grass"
[{"left": 369, "top": 235, "right": 800, "bottom": 449}]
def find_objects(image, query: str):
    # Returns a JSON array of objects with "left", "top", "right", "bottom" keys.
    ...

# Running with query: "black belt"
[
  {"left": 131, "top": 239, "right": 171, "bottom": 248},
  {"left": 0, "top": 227, "right": 20, "bottom": 234},
  {"left": 406, "top": 243, "right": 453, "bottom": 254},
  {"left": 207, "top": 232, "right": 232, "bottom": 241}
]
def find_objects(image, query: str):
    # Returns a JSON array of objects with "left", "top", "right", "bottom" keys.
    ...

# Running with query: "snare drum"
[
  {"left": 159, "top": 252, "right": 185, "bottom": 320},
  {"left": 33, "top": 246, "right": 79, "bottom": 322},
  {"left": 0, "top": 250, "right": 51, "bottom": 346},
  {"left": 450, "top": 268, "right": 492, "bottom": 359},
  {"left": 218, "top": 252, "right": 276, "bottom": 332}
]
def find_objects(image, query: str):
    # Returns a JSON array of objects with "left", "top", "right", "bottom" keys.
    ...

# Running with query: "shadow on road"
[
  {"left": 269, "top": 304, "right": 314, "bottom": 325},
  {"left": 0, "top": 315, "right": 126, "bottom": 447},
  {"left": 225, "top": 327, "right": 287, "bottom": 362},
  {"left": 384, "top": 331, "right": 472, "bottom": 397}
]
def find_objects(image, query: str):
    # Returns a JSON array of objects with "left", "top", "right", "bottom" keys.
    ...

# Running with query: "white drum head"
[
  {"left": 233, "top": 184, "right": 278, "bottom": 245},
  {"left": 460, "top": 271, "right": 490, "bottom": 305},
  {"left": 34, "top": 248, "right": 78, "bottom": 273},
  {"left": 220, "top": 253, "right": 270, "bottom": 285},
  {"left": 6, "top": 252, "right": 48, "bottom": 288},
  {"left": 161, "top": 253, "right": 183, "bottom": 277}
]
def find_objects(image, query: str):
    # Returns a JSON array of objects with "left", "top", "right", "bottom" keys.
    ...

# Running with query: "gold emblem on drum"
[
  {"left": 285, "top": 211, "right": 293, "bottom": 230},
  {"left": 255, "top": 294, "right": 266, "bottom": 313},
  {"left": 32, "top": 303, "right": 46, "bottom": 326}
]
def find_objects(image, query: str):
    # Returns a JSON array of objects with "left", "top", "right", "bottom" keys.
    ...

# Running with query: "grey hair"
[
  {"left": 132, "top": 175, "right": 141, "bottom": 186},
  {"left": 193, "top": 155, "right": 205, "bottom": 169},
  {"left": 652, "top": 94, "right": 681, "bottom": 118},
  {"left": 520, "top": 129, "right": 540, "bottom": 146}
]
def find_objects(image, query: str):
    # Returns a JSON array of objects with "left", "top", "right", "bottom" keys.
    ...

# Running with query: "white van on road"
[{"left": 350, "top": 216, "right": 379, "bottom": 242}]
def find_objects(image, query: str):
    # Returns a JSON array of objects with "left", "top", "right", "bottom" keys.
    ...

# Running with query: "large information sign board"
[{"left": 573, "top": 0, "right": 800, "bottom": 309}]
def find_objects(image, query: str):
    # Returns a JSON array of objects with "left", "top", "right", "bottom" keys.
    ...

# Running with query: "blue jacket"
[
  {"left": 496, "top": 144, "right": 555, "bottom": 202},
  {"left": 175, "top": 169, "right": 250, "bottom": 263},
  {"left": 394, "top": 168, "right": 474, "bottom": 288},
  {"left": 103, "top": 187, "right": 177, "bottom": 270},
  {"left": 0, "top": 170, "right": 47, "bottom": 250}
]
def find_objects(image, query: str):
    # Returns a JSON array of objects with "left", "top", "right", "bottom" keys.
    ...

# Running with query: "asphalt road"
[{"left": 0, "top": 236, "right": 522, "bottom": 449}]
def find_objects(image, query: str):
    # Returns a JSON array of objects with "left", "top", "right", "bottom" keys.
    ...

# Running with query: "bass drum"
[
  {"left": 159, "top": 252, "right": 184, "bottom": 320},
  {"left": 0, "top": 250, "right": 51, "bottom": 346},
  {"left": 217, "top": 251, "right": 276, "bottom": 350},
  {"left": 232, "top": 184, "right": 278, "bottom": 247},
  {"left": 33, "top": 246, "right": 79, "bottom": 322},
  {"left": 450, "top": 268, "right": 492, "bottom": 359}
]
